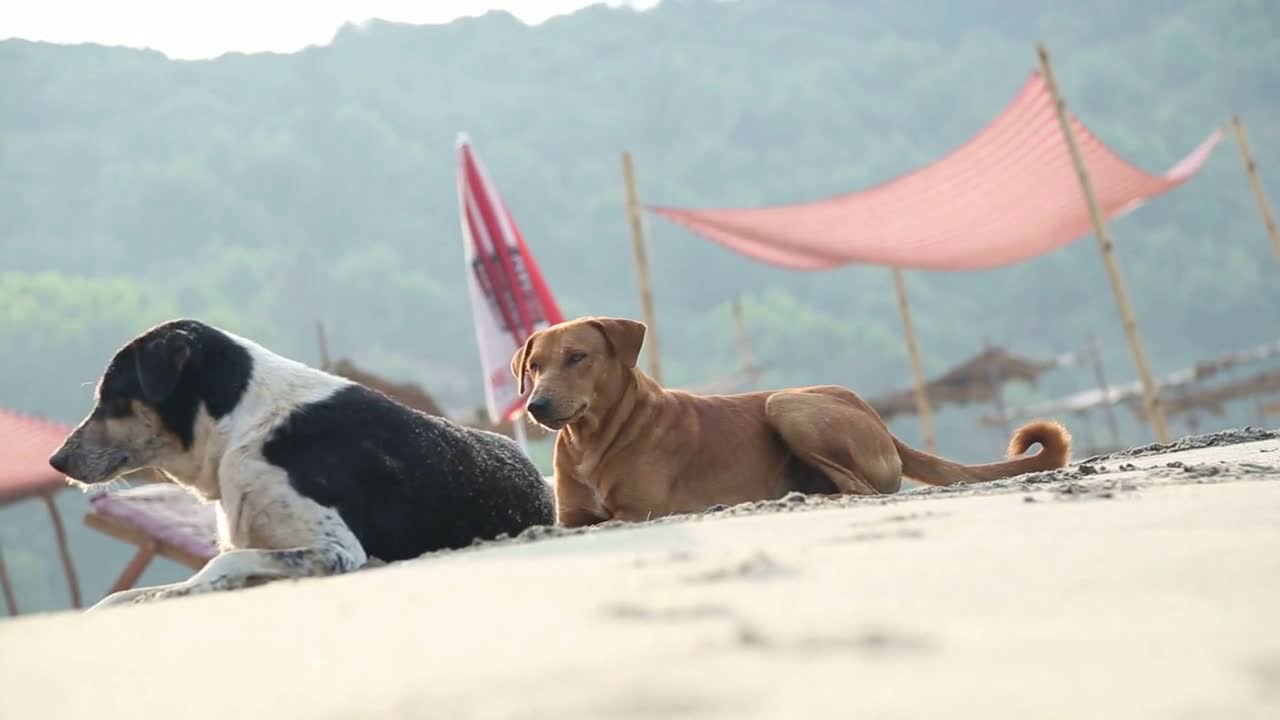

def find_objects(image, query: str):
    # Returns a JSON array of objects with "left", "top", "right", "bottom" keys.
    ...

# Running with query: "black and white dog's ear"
[{"left": 135, "top": 330, "right": 194, "bottom": 402}]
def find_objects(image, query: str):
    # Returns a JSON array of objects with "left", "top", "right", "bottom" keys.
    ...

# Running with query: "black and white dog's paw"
[{"left": 87, "top": 587, "right": 169, "bottom": 612}]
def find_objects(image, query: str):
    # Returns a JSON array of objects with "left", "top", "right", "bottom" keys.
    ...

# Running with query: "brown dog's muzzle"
[
  {"left": 526, "top": 396, "right": 554, "bottom": 422},
  {"left": 524, "top": 391, "right": 587, "bottom": 430}
]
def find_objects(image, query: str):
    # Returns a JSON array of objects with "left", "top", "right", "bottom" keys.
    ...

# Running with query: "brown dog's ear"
[
  {"left": 588, "top": 317, "right": 647, "bottom": 368},
  {"left": 510, "top": 331, "right": 539, "bottom": 395}
]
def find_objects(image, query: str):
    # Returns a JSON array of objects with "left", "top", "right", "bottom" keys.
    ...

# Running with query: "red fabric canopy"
[
  {"left": 0, "top": 409, "right": 71, "bottom": 506},
  {"left": 647, "top": 73, "right": 1223, "bottom": 272}
]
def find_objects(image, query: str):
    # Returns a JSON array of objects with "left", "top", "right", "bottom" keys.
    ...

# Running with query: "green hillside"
[
  {"left": 2, "top": 2, "right": 1279, "bottom": 615},
  {"left": 4, "top": 0, "right": 1278, "bottom": 439}
]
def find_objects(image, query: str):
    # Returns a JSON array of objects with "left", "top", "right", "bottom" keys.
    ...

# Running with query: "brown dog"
[{"left": 512, "top": 316, "right": 1071, "bottom": 527}]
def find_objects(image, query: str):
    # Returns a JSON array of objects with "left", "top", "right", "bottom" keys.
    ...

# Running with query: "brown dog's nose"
[
  {"left": 49, "top": 448, "right": 72, "bottom": 475},
  {"left": 526, "top": 396, "right": 553, "bottom": 421}
]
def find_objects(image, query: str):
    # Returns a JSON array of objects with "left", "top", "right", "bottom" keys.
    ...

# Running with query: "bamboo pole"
[
  {"left": 1263, "top": 401, "right": 1280, "bottom": 420},
  {"left": 512, "top": 415, "right": 530, "bottom": 458},
  {"left": 316, "top": 321, "right": 332, "bottom": 371},
  {"left": 730, "top": 296, "right": 762, "bottom": 389},
  {"left": 0, "top": 545, "right": 19, "bottom": 616},
  {"left": 891, "top": 268, "right": 937, "bottom": 454},
  {"left": 1036, "top": 43, "right": 1171, "bottom": 444},
  {"left": 620, "top": 151, "right": 663, "bottom": 384},
  {"left": 1230, "top": 116, "right": 1280, "bottom": 266},
  {"left": 1077, "top": 409, "right": 1100, "bottom": 455},
  {"left": 42, "top": 492, "right": 82, "bottom": 609},
  {"left": 983, "top": 339, "right": 1012, "bottom": 438},
  {"left": 1086, "top": 333, "right": 1123, "bottom": 447}
]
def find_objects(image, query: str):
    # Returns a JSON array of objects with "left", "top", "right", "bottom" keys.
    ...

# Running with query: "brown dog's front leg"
[
  {"left": 553, "top": 471, "right": 610, "bottom": 528},
  {"left": 558, "top": 507, "right": 610, "bottom": 528}
]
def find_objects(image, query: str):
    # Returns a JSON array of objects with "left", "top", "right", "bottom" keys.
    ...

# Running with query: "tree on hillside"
[{"left": 0, "top": 0, "right": 1277, "bottom": 460}]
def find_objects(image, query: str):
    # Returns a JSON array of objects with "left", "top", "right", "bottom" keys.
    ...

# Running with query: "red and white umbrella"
[{"left": 456, "top": 133, "right": 564, "bottom": 447}]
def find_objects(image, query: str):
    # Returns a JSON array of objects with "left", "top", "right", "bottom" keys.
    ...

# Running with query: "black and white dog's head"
[{"left": 50, "top": 319, "right": 252, "bottom": 487}]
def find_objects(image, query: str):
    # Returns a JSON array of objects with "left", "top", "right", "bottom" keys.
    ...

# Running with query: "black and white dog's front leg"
[
  {"left": 89, "top": 544, "right": 365, "bottom": 611},
  {"left": 89, "top": 467, "right": 369, "bottom": 612}
]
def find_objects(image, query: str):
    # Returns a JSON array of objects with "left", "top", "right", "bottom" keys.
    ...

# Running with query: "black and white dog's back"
[
  {"left": 50, "top": 319, "right": 554, "bottom": 609},
  {"left": 264, "top": 384, "right": 550, "bottom": 561}
]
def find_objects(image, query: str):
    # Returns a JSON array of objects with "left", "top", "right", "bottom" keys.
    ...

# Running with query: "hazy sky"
[{"left": 1, "top": 1, "right": 660, "bottom": 59}]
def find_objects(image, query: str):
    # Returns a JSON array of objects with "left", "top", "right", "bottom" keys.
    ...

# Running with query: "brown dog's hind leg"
[{"left": 765, "top": 390, "right": 904, "bottom": 495}]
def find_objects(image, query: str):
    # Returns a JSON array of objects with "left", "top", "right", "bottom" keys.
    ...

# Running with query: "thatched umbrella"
[
  {"left": 327, "top": 357, "right": 551, "bottom": 442},
  {"left": 869, "top": 346, "right": 1060, "bottom": 423}
]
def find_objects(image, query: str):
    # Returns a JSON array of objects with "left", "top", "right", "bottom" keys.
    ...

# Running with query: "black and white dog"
[{"left": 50, "top": 319, "right": 555, "bottom": 611}]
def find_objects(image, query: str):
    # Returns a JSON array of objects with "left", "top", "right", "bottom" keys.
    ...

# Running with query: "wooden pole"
[
  {"left": 621, "top": 151, "right": 663, "bottom": 384},
  {"left": 730, "top": 296, "right": 762, "bottom": 389},
  {"left": 1263, "top": 401, "right": 1280, "bottom": 422},
  {"left": 1086, "top": 333, "right": 1123, "bottom": 448},
  {"left": 983, "top": 339, "right": 1012, "bottom": 437},
  {"left": 1036, "top": 43, "right": 1171, "bottom": 444},
  {"left": 42, "top": 493, "right": 82, "bottom": 609},
  {"left": 0, "top": 545, "right": 19, "bottom": 616},
  {"left": 512, "top": 414, "right": 530, "bottom": 458},
  {"left": 1230, "top": 116, "right": 1280, "bottom": 266},
  {"left": 891, "top": 268, "right": 937, "bottom": 454},
  {"left": 316, "top": 321, "right": 332, "bottom": 371},
  {"left": 1078, "top": 409, "right": 1100, "bottom": 455}
]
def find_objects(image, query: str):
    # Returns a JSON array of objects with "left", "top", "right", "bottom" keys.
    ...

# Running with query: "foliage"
[{"left": 2, "top": 0, "right": 1279, "bottom": 449}]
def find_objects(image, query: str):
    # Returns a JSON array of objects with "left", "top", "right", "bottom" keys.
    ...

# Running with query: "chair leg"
[
  {"left": 0, "top": 545, "right": 19, "bottom": 617},
  {"left": 107, "top": 542, "right": 158, "bottom": 596}
]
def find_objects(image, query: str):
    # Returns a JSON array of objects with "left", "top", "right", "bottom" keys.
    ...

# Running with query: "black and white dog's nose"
[{"left": 49, "top": 448, "right": 71, "bottom": 475}]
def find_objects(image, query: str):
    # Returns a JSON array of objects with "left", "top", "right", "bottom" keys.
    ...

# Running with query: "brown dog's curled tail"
[{"left": 895, "top": 419, "right": 1072, "bottom": 487}]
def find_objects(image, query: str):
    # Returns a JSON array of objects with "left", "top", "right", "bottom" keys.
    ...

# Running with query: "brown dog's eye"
[
  {"left": 528, "top": 362, "right": 540, "bottom": 374},
  {"left": 566, "top": 352, "right": 587, "bottom": 366}
]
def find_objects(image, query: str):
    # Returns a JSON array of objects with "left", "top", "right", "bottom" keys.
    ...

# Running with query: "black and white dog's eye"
[
  {"left": 566, "top": 352, "right": 587, "bottom": 366},
  {"left": 109, "top": 398, "right": 134, "bottom": 417}
]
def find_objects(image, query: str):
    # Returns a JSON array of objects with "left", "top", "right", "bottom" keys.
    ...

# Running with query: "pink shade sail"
[
  {"left": 0, "top": 408, "right": 71, "bottom": 507},
  {"left": 646, "top": 73, "right": 1223, "bottom": 272}
]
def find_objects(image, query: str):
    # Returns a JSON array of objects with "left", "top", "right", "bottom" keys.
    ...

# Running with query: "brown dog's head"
[
  {"left": 510, "top": 316, "right": 646, "bottom": 430},
  {"left": 49, "top": 319, "right": 249, "bottom": 487}
]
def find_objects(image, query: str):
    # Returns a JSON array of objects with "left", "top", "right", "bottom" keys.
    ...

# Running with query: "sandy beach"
[{"left": 2, "top": 428, "right": 1278, "bottom": 719}]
